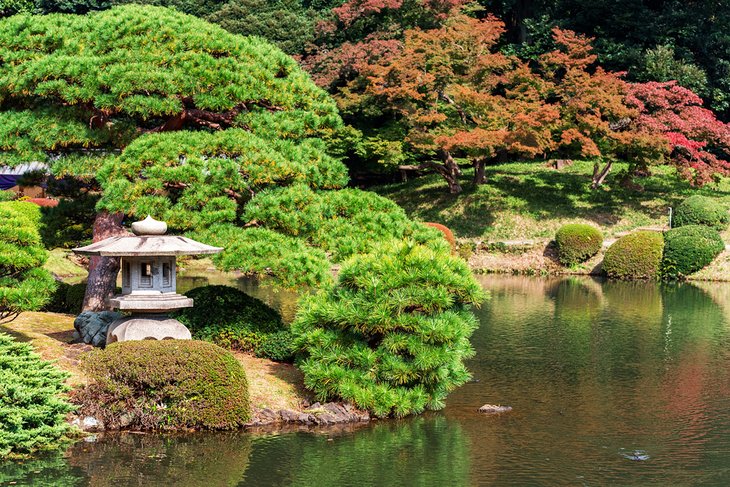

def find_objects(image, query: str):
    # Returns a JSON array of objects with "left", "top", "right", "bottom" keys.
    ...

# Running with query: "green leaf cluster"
[
  {"left": 0, "top": 201, "right": 57, "bottom": 321},
  {"left": 0, "top": 333, "right": 73, "bottom": 458},
  {"left": 292, "top": 240, "right": 486, "bottom": 417}
]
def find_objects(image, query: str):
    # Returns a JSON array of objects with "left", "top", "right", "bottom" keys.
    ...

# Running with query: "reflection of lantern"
[{"left": 73, "top": 216, "right": 222, "bottom": 344}]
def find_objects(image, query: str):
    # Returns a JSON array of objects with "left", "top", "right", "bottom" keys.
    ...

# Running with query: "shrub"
[
  {"left": 64, "top": 283, "right": 87, "bottom": 315},
  {"left": 673, "top": 195, "right": 729, "bottom": 230},
  {"left": 603, "top": 231, "right": 664, "bottom": 280},
  {"left": 555, "top": 224, "right": 603, "bottom": 266},
  {"left": 44, "top": 281, "right": 71, "bottom": 313},
  {"left": 0, "top": 190, "right": 14, "bottom": 202},
  {"left": 662, "top": 225, "right": 725, "bottom": 278},
  {"left": 174, "top": 285, "right": 293, "bottom": 361},
  {"left": 0, "top": 201, "right": 56, "bottom": 321},
  {"left": 0, "top": 333, "right": 74, "bottom": 458},
  {"left": 74, "top": 340, "right": 250, "bottom": 430},
  {"left": 292, "top": 240, "right": 486, "bottom": 418},
  {"left": 423, "top": 222, "right": 456, "bottom": 250}
]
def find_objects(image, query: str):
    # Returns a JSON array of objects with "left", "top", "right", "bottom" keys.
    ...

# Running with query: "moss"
[
  {"left": 603, "top": 231, "right": 664, "bottom": 280},
  {"left": 673, "top": 195, "right": 729, "bottom": 230},
  {"left": 74, "top": 340, "right": 250, "bottom": 430},
  {"left": 555, "top": 223, "right": 603, "bottom": 266},
  {"left": 662, "top": 225, "right": 725, "bottom": 278}
]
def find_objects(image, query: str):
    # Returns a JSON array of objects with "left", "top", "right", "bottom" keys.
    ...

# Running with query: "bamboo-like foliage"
[{"left": 292, "top": 241, "right": 486, "bottom": 417}]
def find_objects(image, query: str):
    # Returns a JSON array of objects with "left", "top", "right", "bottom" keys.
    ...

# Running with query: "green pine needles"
[
  {"left": 292, "top": 241, "right": 486, "bottom": 418},
  {"left": 0, "top": 201, "right": 56, "bottom": 322},
  {"left": 0, "top": 333, "right": 74, "bottom": 458}
]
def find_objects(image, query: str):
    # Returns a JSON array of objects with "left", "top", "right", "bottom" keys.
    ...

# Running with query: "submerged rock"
[{"left": 478, "top": 404, "right": 513, "bottom": 414}]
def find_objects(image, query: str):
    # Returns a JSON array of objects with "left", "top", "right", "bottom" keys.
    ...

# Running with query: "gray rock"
[
  {"left": 119, "top": 413, "right": 134, "bottom": 428},
  {"left": 80, "top": 416, "right": 104, "bottom": 432},
  {"left": 478, "top": 404, "right": 512, "bottom": 414},
  {"left": 74, "top": 311, "right": 121, "bottom": 348}
]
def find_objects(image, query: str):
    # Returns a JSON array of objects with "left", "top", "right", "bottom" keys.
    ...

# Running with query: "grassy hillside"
[{"left": 373, "top": 161, "right": 730, "bottom": 242}]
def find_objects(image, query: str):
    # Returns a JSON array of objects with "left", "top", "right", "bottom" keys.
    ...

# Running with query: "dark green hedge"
[
  {"left": 662, "top": 225, "right": 725, "bottom": 278},
  {"left": 74, "top": 340, "right": 250, "bottom": 430},
  {"left": 0, "top": 333, "right": 73, "bottom": 458},
  {"left": 602, "top": 231, "right": 664, "bottom": 280},
  {"left": 174, "top": 285, "right": 294, "bottom": 362},
  {"left": 555, "top": 223, "right": 603, "bottom": 266},
  {"left": 673, "top": 195, "right": 729, "bottom": 230}
]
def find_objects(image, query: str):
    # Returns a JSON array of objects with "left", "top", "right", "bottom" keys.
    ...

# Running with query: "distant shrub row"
[{"left": 555, "top": 195, "right": 728, "bottom": 280}]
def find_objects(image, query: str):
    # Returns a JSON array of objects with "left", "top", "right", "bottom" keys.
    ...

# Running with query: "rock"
[
  {"left": 74, "top": 311, "right": 121, "bottom": 348},
  {"left": 478, "top": 404, "right": 512, "bottom": 414},
  {"left": 77, "top": 416, "right": 104, "bottom": 432},
  {"left": 119, "top": 413, "right": 134, "bottom": 428},
  {"left": 280, "top": 409, "right": 300, "bottom": 423}
]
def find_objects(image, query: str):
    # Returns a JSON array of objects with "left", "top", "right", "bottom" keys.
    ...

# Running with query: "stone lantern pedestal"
[{"left": 73, "top": 216, "right": 222, "bottom": 344}]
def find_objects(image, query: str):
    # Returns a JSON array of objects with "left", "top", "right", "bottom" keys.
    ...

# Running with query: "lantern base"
[{"left": 106, "top": 314, "right": 192, "bottom": 344}]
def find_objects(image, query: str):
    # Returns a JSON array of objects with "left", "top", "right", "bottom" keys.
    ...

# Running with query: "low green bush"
[
  {"left": 0, "top": 190, "right": 14, "bottom": 202},
  {"left": 673, "top": 195, "right": 729, "bottom": 230},
  {"left": 64, "top": 283, "right": 87, "bottom": 315},
  {"left": 74, "top": 340, "right": 250, "bottom": 430},
  {"left": 0, "top": 333, "right": 74, "bottom": 458},
  {"left": 662, "top": 225, "right": 725, "bottom": 278},
  {"left": 602, "top": 231, "right": 664, "bottom": 280},
  {"left": 44, "top": 281, "right": 71, "bottom": 313},
  {"left": 423, "top": 222, "right": 456, "bottom": 250},
  {"left": 555, "top": 223, "right": 603, "bottom": 266},
  {"left": 174, "top": 285, "right": 294, "bottom": 361},
  {"left": 293, "top": 240, "right": 486, "bottom": 418}
]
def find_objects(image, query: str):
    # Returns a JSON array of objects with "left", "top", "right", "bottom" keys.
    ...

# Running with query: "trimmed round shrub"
[
  {"left": 673, "top": 195, "right": 729, "bottom": 230},
  {"left": 423, "top": 222, "right": 456, "bottom": 250},
  {"left": 174, "top": 285, "right": 293, "bottom": 361},
  {"left": 662, "top": 225, "right": 725, "bottom": 278},
  {"left": 74, "top": 340, "right": 250, "bottom": 430},
  {"left": 0, "top": 333, "right": 73, "bottom": 458},
  {"left": 603, "top": 231, "right": 664, "bottom": 280},
  {"left": 293, "top": 240, "right": 486, "bottom": 418},
  {"left": 555, "top": 223, "right": 603, "bottom": 266}
]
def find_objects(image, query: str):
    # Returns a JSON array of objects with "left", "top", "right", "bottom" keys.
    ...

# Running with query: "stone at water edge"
[{"left": 478, "top": 404, "right": 513, "bottom": 414}]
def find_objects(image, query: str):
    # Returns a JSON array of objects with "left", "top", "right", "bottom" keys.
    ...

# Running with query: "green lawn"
[{"left": 373, "top": 161, "right": 730, "bottom": 242}]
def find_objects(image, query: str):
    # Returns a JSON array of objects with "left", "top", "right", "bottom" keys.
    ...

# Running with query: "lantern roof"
[{"left": 72, "top": 216, "right": 223, "bottom": 257}]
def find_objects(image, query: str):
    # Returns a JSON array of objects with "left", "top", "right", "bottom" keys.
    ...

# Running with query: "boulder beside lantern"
[{"left": 73, "top": 216, "right": 222, "bottom": 344}]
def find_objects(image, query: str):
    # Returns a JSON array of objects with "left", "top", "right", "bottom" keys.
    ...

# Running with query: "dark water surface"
[{"left": 4, "top": 275, "right": 730, "bottom": 486}]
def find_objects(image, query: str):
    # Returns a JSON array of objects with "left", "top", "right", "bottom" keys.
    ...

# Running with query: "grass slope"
[{"left": 373, "top": 161, "right": 730, "bottom": 242}]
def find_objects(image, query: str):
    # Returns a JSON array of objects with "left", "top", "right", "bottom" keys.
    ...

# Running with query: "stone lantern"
[{"left": 73, "top": 216, "right": 222, "bottom": 344}]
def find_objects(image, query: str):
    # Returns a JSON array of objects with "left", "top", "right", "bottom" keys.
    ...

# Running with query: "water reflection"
[{"left": 4, "top": 276, "right": 730, "bottom": 485}]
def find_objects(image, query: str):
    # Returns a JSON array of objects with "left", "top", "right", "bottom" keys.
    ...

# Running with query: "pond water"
[{"left": 4, "top": 275, "right": 730, "bottom": 486}]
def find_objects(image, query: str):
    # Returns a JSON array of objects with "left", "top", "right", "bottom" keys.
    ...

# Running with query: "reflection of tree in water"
[
  {"left": 241, "top": 416, "right": 470, "bottom": 486},
  {"left": 0, "top": 454, "right": 85, "bottom": 486},
  {"left": 66, "top": 432, "right": 251, "bottom": 487}
]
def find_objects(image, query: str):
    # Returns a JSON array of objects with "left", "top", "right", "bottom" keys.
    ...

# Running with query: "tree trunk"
[
  {"left": 82, "top": 211, "right": 127, "bottom": 312},
  {"left": 440, "top": 150, "right": 462, "bottom": 194},
  {"left": 472, "top": 158, "right": 487, "bottom": 185},
  {"left": 591, "top": 161, "right": 613, "bottom": 189}
]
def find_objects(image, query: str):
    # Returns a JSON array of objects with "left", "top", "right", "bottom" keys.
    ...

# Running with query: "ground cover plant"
[
  {"left": 74, "top": 340, "right": 250, "bottom": 430},
  {"left": 662, "top": 225, "right": 725, "bottom": 279},
  {"left": 555, "top": 224, "right": 603, "bottom": 266},
  {"left": 602, "top": 231, "right": 664, "bottom": 280},
  {"left": 0, "top": 333, "right": 73, "bottom": 458},
  {"left": 174, "top": 285, "right": 295, "bottom": 362},
  {"left": 292, "top": 240, "right": 486, "bottom": 418}
]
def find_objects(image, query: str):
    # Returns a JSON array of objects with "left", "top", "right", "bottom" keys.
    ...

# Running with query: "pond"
[{"left": 4, "top": 275, "right": 730, "bottom": 486}]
